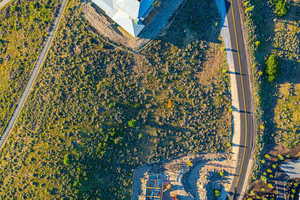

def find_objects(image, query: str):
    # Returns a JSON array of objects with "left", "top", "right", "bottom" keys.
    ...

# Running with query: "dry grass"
[
  {"left": 274, "top": 83, "right": 300, "bottom": 147},
  {"left": 82, "top": 4, "right": 149, "bottom": 50},
  {"left": 0, "top": 0, "right": 60, "bottom": 135},
  {"left": 197, "top": 42, "right": 227, "bottom": 86}
]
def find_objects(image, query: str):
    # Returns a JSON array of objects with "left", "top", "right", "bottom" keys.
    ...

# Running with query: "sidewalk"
[{"left": 214, "top": 0, "right": 243, "bottom": 198}]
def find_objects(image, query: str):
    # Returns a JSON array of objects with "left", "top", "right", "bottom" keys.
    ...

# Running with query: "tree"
[
  {"left": 261, "top": 176, "right": 267, "bottom": 183},
  {"left": 219, "top": 170, "right": 225, "bottom": 177},
  {"left": 245, "top": 5, "right": 254, "bottom": 14},
  {"left": 274, "top": 0, "right": 288, "bottom": 17},
  {"left": 153, "top": 0, "right": 161, "bottom": 8},
  {"left": 266, "top": 168, "right": 273, "bottom": 173},
  {"left": 63, "top": 153, "right": 73, "bottom": 166},
  {"left": 264, "top": 153, "right": 271, "bottom": 159},
  {"left": 277, "top": 154, "right": 284, "bottom": 161},
  {"left": 214, "top": 189, "right": 221, "bottom": 198},
  {"left": 255, "top": 41, "right": 261, "bottom": 48},
  {"left": 127, "top": 119, "right": 137, "bottom": 128},
  {"left": 265, "top": 54, "right": 279, "bottom": 82}
]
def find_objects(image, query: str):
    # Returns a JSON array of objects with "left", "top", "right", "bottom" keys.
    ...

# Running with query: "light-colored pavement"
[
  {"left": 0, "top": 0, "right": 68, "bottom": 150},
  {"left": 225, "top": 0, "right": 256, "bottom": 198},
  {"left": 214, "top": 0, "right": 243, "bottom": 199},
  {"left": 215, "top": 0, "right": 241, "bottom": 162},
  {"left": 0, "top": 0, "right": 12, "bottom": 9},
  {"left": 215, "top": 0, "right": 256, "bottom": 199}
]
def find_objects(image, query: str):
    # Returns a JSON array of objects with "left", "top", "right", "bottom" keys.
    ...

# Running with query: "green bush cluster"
[
  {"left": 247, "top": 153, "right": 288, "bottom": 198},
  {"left": 273, "top": 0, "right": 288, "bottom": 17},
  {"left": 265, "top": 54, "right": 279, "bottom": 82}
]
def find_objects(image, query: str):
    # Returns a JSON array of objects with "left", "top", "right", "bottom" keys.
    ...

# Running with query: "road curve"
[
  {"left": 0, "top": 0, "right": 68, "bottom": 150},
  {"left": 0, "top": 0, "right": 12, "bottom": 10},
  {"left": 226, "top": 0, "right": 256, "bottom": 199}
]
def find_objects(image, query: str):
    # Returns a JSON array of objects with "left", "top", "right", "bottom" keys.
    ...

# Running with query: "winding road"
[
  {"left": 0, "top": 0, "right": 12, "bottom": 9},
  {"left": 0, "top": 0, "right": 68, "bottom": 149},
  {"left": 226, "top": 0, "right": 256, "bottom": 199}
]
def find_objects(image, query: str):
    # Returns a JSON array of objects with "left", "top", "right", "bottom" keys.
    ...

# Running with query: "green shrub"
[
  {"left": 277, "top": 154, "right": 284, "bottom": 161},
  {"left": 63, "top": 153, "right": 73, "bottom": 166},
  {"left": 245, "top": 5, "right": 254, "bottom": 14},
  {"left": 265, "top": 54, "right": 279, "bottom": 82},
  {"left": 127, "top": 119, "right": 137, "bottom": 128},
  {"left": 261, "top": 176, "right": 267, "bottom": 183},
  {"left": 273, "top": 0, "right": 288, "bottom": 17},
  {"left": 264, "top": 153, "right": 271, "bottom": 159},
  {"left": 213, "top": 189, "right": 221, "bottom": 197},
  {"left": 219, "top": 170, "right": 225, "bottom": 177},
  {"left": 255, "top": 41, "right": 261, "bottom": 48}
]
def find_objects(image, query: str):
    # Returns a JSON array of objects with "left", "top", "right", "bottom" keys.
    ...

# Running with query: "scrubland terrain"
[
  {"left": 0, "top": 0, "right": 232, "bottom": 199},
  {"left": 242, "top": 0, "right": 300, "bottom": 198},
  {"left": 0, "top": 0, "right": 61, "bottom": 135}
]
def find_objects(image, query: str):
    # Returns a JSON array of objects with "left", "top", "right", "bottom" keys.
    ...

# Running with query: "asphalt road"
[
  {"left": 226, "top": 0, "right": 256, "bottom": 199},
  {"left": 0, "top": 0, "right": 68, "bottom": 150}
]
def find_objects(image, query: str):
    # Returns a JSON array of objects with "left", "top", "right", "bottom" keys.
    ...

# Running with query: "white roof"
[
  {"left": 112, "top": 10, "right": 144, "bottom": 36},
  {"left": 115, "top": 0, "right": 140, "bottom": 19},
  {"left": 92, "top": 0, "right": 154, "bottom": 36}
]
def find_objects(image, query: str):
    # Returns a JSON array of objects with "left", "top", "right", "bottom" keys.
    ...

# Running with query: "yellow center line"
[{"left": 230, "top": 0, "right": 249, "bottom": 189}]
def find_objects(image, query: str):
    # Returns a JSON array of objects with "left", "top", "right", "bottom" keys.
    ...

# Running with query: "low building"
[{"left": 91, "top": 0, "right": 157, "bottom": 36}]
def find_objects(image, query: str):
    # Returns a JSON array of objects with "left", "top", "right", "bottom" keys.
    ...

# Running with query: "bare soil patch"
[
  {"left": 197, "top": 42, "right": 227, "bottom": 86},
  {"left": 132, "top": 153, "right": 235, "bottom": 200},
  {"left": 82, "top": 4, "right": 149, "bottom": 50}
]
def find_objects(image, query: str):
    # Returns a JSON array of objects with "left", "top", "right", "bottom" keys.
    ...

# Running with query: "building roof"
[
  {"left": 280, "top": 159, "right": 300, "bottom": 179},
  {"left": 92, "top": 0, "right": 155, "bottom": 36}
]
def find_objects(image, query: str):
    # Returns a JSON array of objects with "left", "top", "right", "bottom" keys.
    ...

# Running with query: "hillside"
[
  {"left": 0, "top": 0, "right": 61, "bottom": 135},
  {"left": 0, "top": 0, "right": 232, "bottom": 199}
]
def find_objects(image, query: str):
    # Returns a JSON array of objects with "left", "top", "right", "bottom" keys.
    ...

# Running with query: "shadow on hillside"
[
  {"left": 286, "top": 1, "right": 300, "bottom": 21},
  {"left": 247, "top": 0, "right": 300, "bottom": 195},
  {"left": 251, "top": 0, "right": 276, "bottom": 150},
  {"left": 205, "top": 170, "right": 230, "bottom": 200},
  {"left": 277, "top": 58, "right": 300, "bottom": 84},
  {"left": 181, "top": 158, "right": 209, "bottom": 199},
  {"left": 139, "top": 0, "right": 228, "bottom": 49}
]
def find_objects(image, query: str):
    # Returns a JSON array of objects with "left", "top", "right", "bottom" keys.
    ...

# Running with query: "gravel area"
[{"left": 131, "top": 154, "right": 235, "bottom": 200}]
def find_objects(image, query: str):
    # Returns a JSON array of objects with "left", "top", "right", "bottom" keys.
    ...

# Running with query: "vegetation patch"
[
  {"left": 245, "top": 144, "right": 300, "bottom": 199},
  {"left": 241, "top": 0, "right": 300, "bottom": 197},
  {"left": 0, "top": 0, "right": 61, "bottom": 135},
  {"left": 265, "top": 54, "right": 279, "bottom": 82},
  {"left": 0, "top": 0, "right": 231, "bottom": 199},
  {"left": 272, "top": 0, "right": 288, "bottom": 17}
]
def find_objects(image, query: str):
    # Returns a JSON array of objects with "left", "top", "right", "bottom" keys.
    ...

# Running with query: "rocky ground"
[{"left": 132, "top": 153, "right": 236, "bottom": 200}]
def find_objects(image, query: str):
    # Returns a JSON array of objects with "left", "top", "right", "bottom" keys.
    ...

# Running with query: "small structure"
[
  {"left": 145, "top": 173, "right": 164, "bottom": 200},
  {"left": 280, "top": 159, "right": 300, "bottom": 179},
  {"left": 91, "top": 0, "right": 156, "bottom": 36}
]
